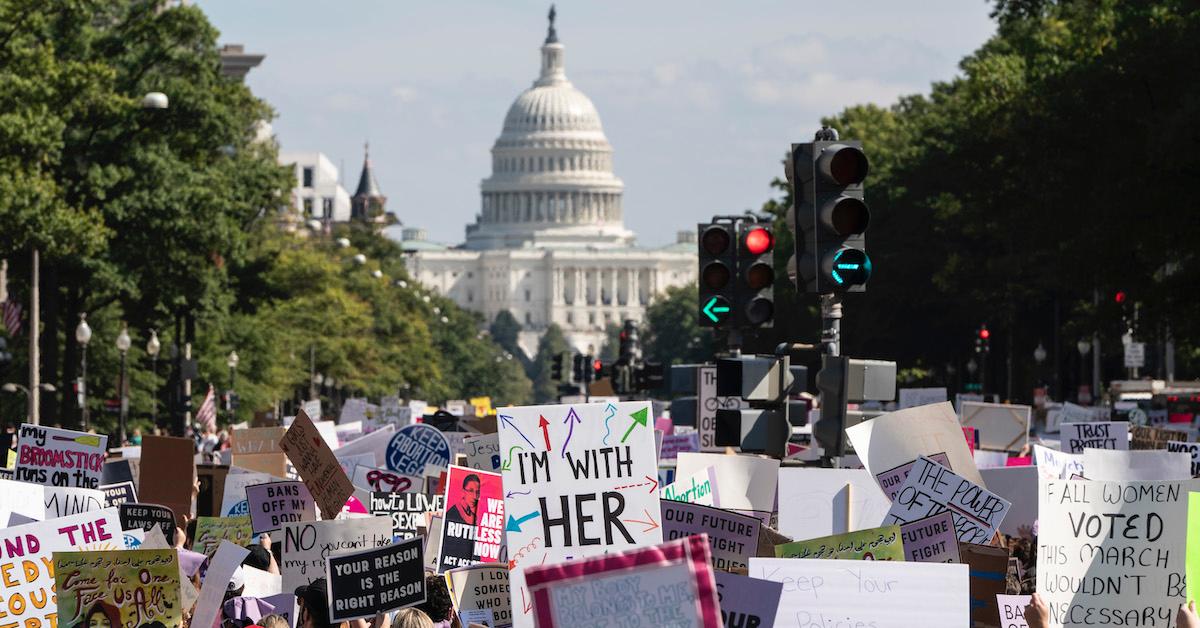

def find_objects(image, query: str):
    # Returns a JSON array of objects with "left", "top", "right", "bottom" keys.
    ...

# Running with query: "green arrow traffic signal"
[{"left": 702, "top": 296, "right": 731, "bottom": 323}]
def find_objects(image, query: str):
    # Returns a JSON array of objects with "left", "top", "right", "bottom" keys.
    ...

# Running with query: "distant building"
[
  {"left": 218, "top": 44, "right": 264, "bottom": 81},
  {"left": 351, "top": 144, "right": 390, "bottom": 223},
  {"left": 395, "top": 9, "right": 696, "bottom": 358},
  {"left": 278, "top": 152, "right": 352, "bottom": 224}
]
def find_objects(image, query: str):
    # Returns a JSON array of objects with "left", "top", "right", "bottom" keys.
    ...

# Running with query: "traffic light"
[
  {"left": 550, "top": 353, "right": 565, "bottom": 381},
  {"left": 975, "top": 324, "right": 990, "bottom": 354},
  {"left": 697, "top": 222, "right": 736, "bottom": 326},
  {"left": 591, "top": 357, "right": 604, "bottom": 382},
  {"left": 790, "top": 138, "right": 871, "bottom": 293},
  {"left": 813, "top": 356, "right": 897, "bottom": 458},
  {"left": 572, "top": 353, "right": 585, "bottom": 382},
  {"left": 736, "top": 223, "right": 775, "bottom": 327}
]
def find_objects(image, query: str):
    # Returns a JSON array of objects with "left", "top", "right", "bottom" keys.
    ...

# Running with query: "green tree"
[
  {"left": 489, "top": 310, "right": 529, "bottom": 371},
  {"left": 643, "top": 285, "right": 715, "bottom": 366},
  {"left": 597, "top": 323, "right": 621, "bottom": 361},
  {"left": 530, "top": 324, "right": 570, "bottom": 403}
]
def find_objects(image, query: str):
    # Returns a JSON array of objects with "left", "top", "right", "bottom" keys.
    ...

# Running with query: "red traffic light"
[
  {"left": 1115, "top": 291, "right": 1127, "bottom": 304},
  {"left": 592, "top": 359, "right": 603, "bottom": 372},
  {"left": 979, "top": 327, "right": 990, "bottom": 340},
  {"left": 743, "top": 227, "right": 773, "bottom": 255},
  {"left": 701, "top": 226, "right": 732, "bottom": 256}
]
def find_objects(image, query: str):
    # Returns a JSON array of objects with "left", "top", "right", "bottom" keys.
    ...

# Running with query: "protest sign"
[
  {"left": 231, "top": 426, "right": 289, "bottom": 477},
  {"left": 979, "top": 466, "right": 1039, "bottom": 536},
  {"left": 445, "top": 564, "right": 512, "bottom": 628},
  {"left": 975, "top": 449, "right": 1011, "bottom": 469},
  {"left": 119, "top": 502, "right": 176, "bottom": 540},
  {"left": 1061, "top": 421, "right": 1129, "bottom": 454},
  {"left": 698, "top": 365, "right": 746, "bottom": 451},
  {"left": 750, "top": 558, "right": 970, "bottom": 628},
  {"left": 194, "top": 515, "right": 253, "bottom": 556},
  {"left": 1033, "top": 444, "right": 1084, "bottom": 480},
  {"left": 0, "top": 508, "right": 122, "bottom": 628},
  {"left": 194, "top": 541, "right": 250, "bottom": 628},
  {"left": 53, "top": 548, "right": 181, "bottom": 628},
  {"left": 280, "top": 410, "right": 356, "bottom": 520},
  {"left": 464, "top": 433, "right": 501, "bottom": 472},
  {"left": 326, "top": 536, "right": 426, "bottom": 622},
  {"left": 101, "top": 458, "right": 135, "bottom": 488},
  {"left": 370, "top": 491, "right": 444, "bottom": 539},
  {"left": 1187, "top": 492, "right": 1200, "bottom": 605},
  {"left": 524, "top": 535, "right": 721, "bottom": 628},
  {"left": 898, "top": 387, "right": 948, "bottom": 409},
  {"left": 882, "top": 456, "right": 1011, "bottom": 544},
  {"left": 0, "top": 477, "right": 42, "bottom": 524},
  {"left": 351, "top": 464, "right": 421, "bottom": 493},
  {"left": 1082, "top": 447, "right": 1192, "bottom": 481},
  {"left": 333, "top": 425, "right": 396, "bottom": 467},
  {"left": 14, "top": 423, "right": 106, "bottom": 488},
  {"left": 846, "top": 402, "right": 985, "bottom": 487},
  {"left": 875, "top": 451, "right": 952, "bottom": 501},
  {"left": 675, "top": 452, "right": 778, "bottom": 519},
  {"left": 438, "top": 465, "right": 504, "bottom": 572},
  {"left": 280, "top": 517, "right": 394, "bottom": 591},
  {"left": 1167, "top": 441, "right": 1200, "bottom": 476},
  {"left": 660, "top": 466, "right": 718, "bottom": 506},
  {"left": 196, "top": 463, "right": 229, "bottom": 517},
  {"left": 997, "top": 595, "right": 1031, "bottom": 628},
  {"left": 100, "top": 481, "right": 136, "bottom": 507},
  {"left": 1046, "top": 402, "right": 1094, "bottom": 434},
  {"left": 959, "top": 402, "right": 1031, "bottom": 453},
  {"left": 498, "top": 401, "right": 662, "bottom": 628},
  {"left": 1131, "top": 425, "right": 1187, "bottom": 450},
  {"left": 775, "top": 525, "right": 904, "bottom": 561},
  {"left": 44, "top": 486, "right": 104, "bottom": 518},
  {"left": 221, "top": 471, "right": 276, "bottom": 516},
  {"left": 776, "top": 468, "right": 891, "bottom": 539},
  {"left": 960, "top": 542, "right": 1009, "bottom": 628},
  {"left": 899, "top": 512, "right": 960, "bottom": 563},
  {"left": 337, "top": 452, "right": 376, "bottom": 478},
  {"left": 660, "top": 500, "right": 760, "bottom": 571},
  {"left": 386, "top": 423, "right": 451, "bottom": 476},
  {"left": 246, "top": 480, "right": 317, "bottom": 534},
  {"left": 659, "top": 432, "right": 701, "bottom": 461},
  {"left": 1038, "top": 478, "right": 1199, "bottom": 626},
  {"left": 714, "top": 572, "right": 782, "bottom": 628},
  {"left": 243, "top": 564, "right": 283, "bottom": 597},
  {"left": 139, "top": 435, "right": 196, "bottom": 525}
]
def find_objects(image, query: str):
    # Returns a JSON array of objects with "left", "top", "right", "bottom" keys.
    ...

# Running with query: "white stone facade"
[
  {"left": 402, "top": 18, "right": 696, "bottom": 357},
  {"left": 279, "top": 151, "right": 352, "bottom": 223}
]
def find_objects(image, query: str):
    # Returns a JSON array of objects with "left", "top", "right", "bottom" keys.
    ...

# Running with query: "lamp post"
[
  {"left": 116, "top": 323, "right": 131, "bottom": 444},
  {"left": 75, "top": 313, "right": 92, "bottom": 429},
  {"left": 146, "top": 329, "right": 160, "bottom": 424},
  {"left": 2, "top": 382, "right": 56, "bottom": 407},
  {"left": 227, "top": 350, "right": 239, "bottom": 420}
]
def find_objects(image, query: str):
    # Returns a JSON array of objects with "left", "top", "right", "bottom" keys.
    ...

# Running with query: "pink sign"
[
  {"left": 962, "top": 427, "right": 977, "bottom": 455},
  {"left": 438, "top": 464, "right": 504, "bottom": 572},
  {"left": 1005, "top": 456, "right": 1032, "bottom": 467}
]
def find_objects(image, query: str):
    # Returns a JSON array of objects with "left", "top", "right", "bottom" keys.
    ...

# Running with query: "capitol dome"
[{"left": 465, "top": 8, "right": 633, "bottom": 251}]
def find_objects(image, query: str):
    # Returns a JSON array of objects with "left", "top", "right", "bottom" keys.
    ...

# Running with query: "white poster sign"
[
  {"left": 279, "top": 517, "right": 394, "bottom": 591},
  {"left": 979, "top": 466, "right": 1038, "bottom": 536},
  {"left": 846, "top": 402, "right": 984, "bottom": 486},
  {"left": 675, "top": 452, "right": 778, "bottom": 519},
  {"left": 882, "top": 455, "right": 1011, "bottom": 544},
  {"left": 1061, "top": 421, "right": 1129, "bottom": 454},
  {"left": 1082, "top": 448, "right": 1192, "bottom": 481},
  {"left": 776, "top": 468, "right": 891, "bottom": 539},
  {"left": 959, "top": 402, "right": 1031, "bottom": 453},
  {"left": 1033, "top": 444, "right": 1084, "bottom": 480}
]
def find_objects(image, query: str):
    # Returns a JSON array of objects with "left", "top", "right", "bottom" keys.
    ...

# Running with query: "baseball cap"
[{"left": 294, "top": 579, "right": 330, "bottom": 626}]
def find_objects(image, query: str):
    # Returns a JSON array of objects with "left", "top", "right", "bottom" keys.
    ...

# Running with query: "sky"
[{"left": 198, "top": 0, "right": 997, "bottom": 247}]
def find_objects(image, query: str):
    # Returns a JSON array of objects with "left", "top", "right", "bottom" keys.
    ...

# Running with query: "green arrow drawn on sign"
[{"left": 702, "top": 297, "right": 730, "bottom": 323}]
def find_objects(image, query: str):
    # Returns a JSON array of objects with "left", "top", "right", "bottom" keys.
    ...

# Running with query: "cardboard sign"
[
  {"left": 0, "top": 508, "right": 122, "bottom": 628},
  {"left": 675, "top": 452, "right": 778, "bottom": 518},
  {"left": 352, "top": 464, "right": 421, "bottom": 493},
  {"left": 1131, "top": 425, "right": 1188, "bottom": 450},
  {"left": 139, "top": 435, "right": 197, "bottom": 525},
  {"left": 337, "top": 452, "right": 376, "bottom": 478},
  {"left": 898, "top": 387, "right": 948, "bottom": 409},
  {"left": 875, "top": 451, "right": 952, "bottom": 501},
  {"left": 882, "top": 456, "right": 1011, "bottom": 545},
  {"left": 370, "top": 491, "right": 444, "bottom": 540},
  {"left": 464, "top": 433, "right": 501, "bottom": 471},
  {"left": 659, "top": 432, "right": 701, "bottom": 461},
  {"left": 959, "top": 402, "right": 1031, "bottom": 453},
  {"left": 280, "top": 517, "right": 394, "bottom": 591},
  {"left": 776, "top": 468, "right": 892, "bottom": 539},
  {"left": 231, "top": 426, "right": 289, "bottom": 477},
  {"left": 246, "top": 481, "right": 317, "bottom": 534},
  {"left": 438, "top": 465, "right": 505, "bottom": 572},
  {"left": 846, "top": 402, "right": 985, "bottom": 487},
  {"left": 750, "top": 558, "right": 970, "bottom": 627},
  {"left": 14, "top": 423, "right": 107, "bottom": 487},
  {"left": 996, "top": 595, "right": 1032, "bottom": 628},
  {"left": 660, "top": 500, "right": 760, "bottom": 571},
  {"left": 979, "top": 466, "right": 1039, "bottom": 536},
  {"left": 386, "top": 423, "right": 451, "bottom": 476},
  {"left": 333, "top": 425, "right": 396, "bottom": 467},
  {"left": 899, "top": 512, "right": 960, "bottom": 563},
  {"left": 524, "top": 535, "right": 721, "bottom": 628},
  {"left": 775, "top": 525, "right": 904, "bottom": 561},
  {"left": 1061, "top": 421, "right": 1129, "bottom": 454},
  {"left": 1167, "top": 441, "right": 1200, "bottom": 476},
  {"left": 714, "top": 572, "right": 783, "bottom": 628},
  {"left": 498, "top": 401, "right": 662, "bottom": 628},
  {"left": 196, "top": 463, "right": 230, "bottom": 517},
  {"left": 698, "top": 365, "right": 746, "bottom": 451},
  {"left": 44, "top": 486, "right": 104, "bottom": 518},
  {"left": 960, "top": 542, "right": 1009, "bottom": 628},
  {"left": 280, "top": 410, "right": 356, "bottom": 519},
  {"left": 445, "top": 564, "right": 512, "bottom": 628},
  {"left": 325, "top": 536, "right": 426, "bottom": 622},
  {"left": 100, "top": 481, "right": 137, "bottom": 507},
  {"left": 1038, "top": 479, "right": 1199, "bottom": 626},
  {"left": 53, "top": 549, "right": 181, "bottom": 628},
  {"left": 660, "top": 466, "right": 718, "bottom": 506},
  {"left": 120, "top": 502, "right": 176, "bottom": 540},
  {"left": 1033, "top": 444, "right": 1083, "bottom": 480},
  {"left": 194, "top": 515, "right": 253, "bottom": 556},
  {"left": 221, "top": 471, "right": 276, "bottom": 516},
  {"left": 1082, "top": 448, "right": 1192, "bottom": 481}
]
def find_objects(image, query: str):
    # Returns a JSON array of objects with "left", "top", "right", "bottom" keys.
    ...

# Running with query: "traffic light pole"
[{"left": 820, "top": 294, "right": 842, "bottom": 357}]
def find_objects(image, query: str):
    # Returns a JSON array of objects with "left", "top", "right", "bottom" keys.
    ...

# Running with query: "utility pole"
[{"left": 29, "top": 248, "right": 39, "bottom": 424}]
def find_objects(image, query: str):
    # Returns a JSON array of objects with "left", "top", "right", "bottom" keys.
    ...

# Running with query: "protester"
[
  {"left": 390, "top": 610, "right": 433, "bottom": 628},
  {"left": 295, "top": 579, "right": 337, "bottom": 628},
  {"left": 415, "top": 575, "right": 456, "bottom": 628},
  {"left": 260, "top": 616, "right": 289, "bottom": 628}
]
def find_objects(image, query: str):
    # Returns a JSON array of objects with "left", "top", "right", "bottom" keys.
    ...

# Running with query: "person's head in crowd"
[
  {"left": 225, "top": 566, "right": 246, "bottom": 601},
  {"left": 81, "top": 601, "right": 120, "bottom": 628},
  {"left": 295, "top": 579, "right": 334, "bottom": 628},
  {"left": 391, "top": 609, "right": 433, "bottom": 628},
  {"left": 416, "top": 574, "right": 455, "bottom": 627},
  {"left": 243, "top": 544, "right": 273, "bottom": 572},
  {"left": 259, "top": 615, "right": 288, "bottom": 628}
]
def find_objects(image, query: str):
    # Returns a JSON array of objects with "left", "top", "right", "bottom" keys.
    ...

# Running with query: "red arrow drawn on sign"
[
  {"left": 622, "top": 508, "right": 660, "bottom": 533},
  {"left": 614, "top": 475, "right": 658, "bottom": 493},
  {"left": 538, "top": 415, "right": 552, "bottom": 452}
]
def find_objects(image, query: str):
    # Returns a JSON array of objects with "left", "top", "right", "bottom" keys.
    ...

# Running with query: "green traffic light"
[{"left": 702, "top": 296, "right": 731, "bottom": 323}]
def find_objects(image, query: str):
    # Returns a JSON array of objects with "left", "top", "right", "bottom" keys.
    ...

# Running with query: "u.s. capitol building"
[{"left": 398, "top": 11, "right": 696, "bottom": 358}]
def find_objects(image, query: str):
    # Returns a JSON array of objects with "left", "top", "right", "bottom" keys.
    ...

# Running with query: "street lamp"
[
  {"left": 75, "top": 313, "right": 92, "bottom": 429},
  {"left": 141, "top": 92, "right": 169, "bottom": 109},
  {"left": 1033, "top": 342, "right": 1047, "bottom": 364},
  {"left": 227, "top": 350, "right": 239, "bottom": 420},
  {"left": 116, "top": 323, "right": 131, "bottom": 444},
  {"left": 146, "top": 329, "right": 161, "bottom": 424}
]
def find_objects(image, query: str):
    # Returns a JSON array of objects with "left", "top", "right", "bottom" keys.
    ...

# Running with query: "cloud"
[{"left": 391, "top": 86, "right": 419, "bottom": 104}]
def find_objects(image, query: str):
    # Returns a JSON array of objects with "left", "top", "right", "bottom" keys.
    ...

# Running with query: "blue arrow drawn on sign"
[
  {"left": 601, "top": 403, "right": 617, "bottom": 445},
  {"left": 506, "top": 510, "right": 540, "bottom": 533},
  {"left": 499, "top": 414, "right": 536, "bottom": 449},
  {"left": 561, "top": 408, "right": 582, "bottom": 457}
]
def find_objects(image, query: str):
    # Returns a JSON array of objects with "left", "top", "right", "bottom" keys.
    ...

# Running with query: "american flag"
[
  {"left": 196, "top": 384, "right": 217, "bottom": 432},
  {"left": 2, "top": 300, "right": 21, "bottom": 338}
]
